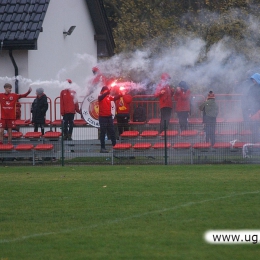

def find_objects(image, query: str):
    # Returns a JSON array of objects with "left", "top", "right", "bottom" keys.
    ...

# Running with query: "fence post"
[
  {"left": 61, "top": 120, "right": 64, "bottom": 166},
  {"left": 164, "top": 120, "right": 167, "bottom": 165}
]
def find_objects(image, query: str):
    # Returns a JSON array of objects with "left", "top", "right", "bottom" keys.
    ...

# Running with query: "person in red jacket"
[
  {"left": 0, "top": 83, "right": 32, "bottom": 144},
  {"left": 154, "top": 73, "right": 174, "bottom": 133},
  {"left": 115, "top": 86, "right": 133, "bottom": 135},
  {"left": 60, "top": 79, "right": 81, "bottom": 140},
  {"left": 98, "top": 86, "right": 121, "bottom": 153},
  {"left": 92, "top": 66, "right": 118, "bottom": 90},
  {"left": 174, "top": 81, "right": 191, "bottom": 132},
  {"left": 92, "top": 66, "right": 109, "bottom": 87}
]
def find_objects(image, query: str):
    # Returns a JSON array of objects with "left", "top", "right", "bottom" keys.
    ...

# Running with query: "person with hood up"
[
  {"left": 31, "top": 88, "right": 48, "bottom": 135},
  {"left": 199, "top": 91, "right": 219, "bottom": 146},
  {"left": 243, "top": 73, "right": 260, "bottom": 120},
  {"left": 92, "top": 66, "right": 111, "bottom": 87},
  {"left": 92, "top": 67, "right": 106, "bottom": 85},
  {"left": 60, "top": 79, "right": 81, "bottom": 140},
  {"left": 244, "top": 73, "right": 260, "bottom": 142},
  {"left": 174, "top": 81, "right": 191, "bottom": 132},
  {"left": 92, "top": 66, "right": 117, "bottom": 90},
  {"left": 154, "top": 73, "right": 174, "bottom": 133},
  {"left": 98, "top": 86, "right": 121, "bottom": 153}
]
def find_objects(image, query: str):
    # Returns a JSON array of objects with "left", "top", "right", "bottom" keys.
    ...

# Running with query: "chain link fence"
[{"left": 0, "top": 120, "right": 260, "bottom": 166}]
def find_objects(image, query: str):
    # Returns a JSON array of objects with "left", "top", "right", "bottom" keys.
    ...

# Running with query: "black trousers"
[
  {"left": 177, "top": 111, "right": 189, "bottom": 131},
  {"left": 204, "top": 116, "right": 216, "bottom": 146},
  {"left": 63, "top": 113, "right": 75, "bottom": 135},
  {"left": 160, "top": 107, "right": 172, "bottom": 133},
  {"left": 34, "top": 123, "right": 44, "bottom": 135},
  {"left": 99, "top": 116, "right": 116, "bottom": 149},
  {"left": 116, "top": 114, "right": 130, "bottom": 136}
]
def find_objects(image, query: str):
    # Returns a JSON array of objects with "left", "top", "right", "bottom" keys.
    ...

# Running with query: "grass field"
[{"left": 0, "top": 165, "right": 260, "bottom": 260}]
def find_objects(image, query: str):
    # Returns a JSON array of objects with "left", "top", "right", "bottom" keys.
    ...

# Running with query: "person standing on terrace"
[
  {"left": 0, "top": 83, "right": 32, "bottom": 144},
  {"left": 243, "top": 73, "right": 260, "bottom": 121},
  {"left": 174, "top": 81, "right": 191, "bottom": 132},
  {"left": 31, "top": 88, "right": 48, "bottom": 135},
  {"left": 244, "top": 73, "right": 260, "bottom": 142},
  {"left": 154, "top": 73, "right": 174, "bottom": 133},
  {"left": 115, "top": 86, "right": 133, "bottom": 136},
  {"left": 60, "top": 79, "right": 81, "bottom": 140},
  {"left": 98, "top": 86, "right": 121, "bottom": 153},
  {"left": 199, "top": 91, "right": 219, "bottom": 146},
  {"left": 92, "top": 66, "right": 107, "bottom": 87}
]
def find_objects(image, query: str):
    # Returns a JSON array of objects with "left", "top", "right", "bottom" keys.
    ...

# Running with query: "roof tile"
[
  {"left": 16, "top": 5, "right": 25, "bottom": 14},
  {"left": 0, "top": 6, "right": 5, "bottom": 14}
]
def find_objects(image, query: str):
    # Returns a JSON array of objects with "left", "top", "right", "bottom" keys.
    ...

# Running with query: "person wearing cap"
[
  {"left": 0, "top": 83, "right": 32, "bottom": 144},
  {"left": 174, "top": 81, "right": 191, "bottom": 132},
  {"left": 92, "top": 66, "right": 108, "bottom": 86},
  {"left": 91, "top": 66, "right": 115, "bottom": 90},
  {"left": 60, "top": 79, "right": 81, "bottom": 140},
  {"left": 199, "top": 91, "right": 219, "bottom": 146},
  {"left": 31, "top": 87, "right": 48, "bottom": 135},
  {"left": 98, "top": 86, "right": 121, "bottom": 153},
  {"left": 154, "top": 73, "right": 174, "bottom": 133}
]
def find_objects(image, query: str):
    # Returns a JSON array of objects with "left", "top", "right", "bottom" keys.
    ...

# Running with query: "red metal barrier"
[
  {"left": 131, "top": 94, "right": 206, "bottom": 120},
  {"left": 17, "top": 94, "right": 244, "bottom": 126},
  {"left": 53, "top": 97, "right": 83, "bottom": 122}
]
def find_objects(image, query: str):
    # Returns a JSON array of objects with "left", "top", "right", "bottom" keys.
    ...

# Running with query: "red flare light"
[{"left": 110, "top": 80, "right": 118, "bottom": 88}]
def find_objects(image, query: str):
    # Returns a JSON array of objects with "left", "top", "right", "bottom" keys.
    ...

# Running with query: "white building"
[{"left": 0, "top": 0, "right": 115, "bottom": 127}]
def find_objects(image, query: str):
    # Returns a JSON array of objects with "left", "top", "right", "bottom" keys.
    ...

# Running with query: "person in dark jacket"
[
  {"left": 199, "top": 91, "right": 219, "bottom": 146},
  {"left": 154, "top": 73, "right": 174, "bottom": 133},
  {"left": 31, "top": 88, "right": 48, "bottom": 135}
]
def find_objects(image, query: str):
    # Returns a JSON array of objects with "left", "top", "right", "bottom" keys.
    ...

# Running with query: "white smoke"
[{"left": 1, "top": 8, "right": 260, "bottom": 103}]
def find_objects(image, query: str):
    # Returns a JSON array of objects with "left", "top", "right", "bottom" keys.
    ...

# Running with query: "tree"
[
  {"left": 104, "top": 0, "right": 260, "bottom": 55},
  {"left": 103, "top": 0, "right": 260, "bottom": 94}
]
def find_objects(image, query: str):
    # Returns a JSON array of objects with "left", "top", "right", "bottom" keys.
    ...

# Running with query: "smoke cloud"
[{"left": 1, "top": 8, "right": 260, "bottom": 102}]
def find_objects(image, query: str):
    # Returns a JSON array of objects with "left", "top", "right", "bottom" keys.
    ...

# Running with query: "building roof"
[
  {"left": 86, "top": 0, "right": 115, "bottom": 57},
  {"left": 0, "top": 0, "right": 50, "bottom": 50},
  {"left": 0, "top": 0, "right": 115, "bottom": 56}
]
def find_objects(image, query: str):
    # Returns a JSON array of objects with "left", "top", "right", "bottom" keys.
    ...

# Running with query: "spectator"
[
  {"left": 92, "top": 66, "right": 109, "bottom": 87},
  {"left": 174, "top": 81, "right": 191, "bottom": 132},
  {"left": 92, "top": 66, "right": 116, "bottom": 89},
  {"left": 31, "top": 88, "right": 48, "bottom": 135},
  {"left": 60, "top": 79, "right": 81, "bottom": 140},
  {"left": 115, "top": 87, "right": 133, "bottom": 136},
  {"left": 199, "top": 91, "right": 219, "bottom": 146},
  {"left": 154, "top": 73, "right": 174, "bottom": 133},
  {"left": 0, "top": 83, "right": 32, "bottom": 144},
  {"left": 243, "top": 73, "right": 260, "bottom": 121},
  {"left": 244, "top": 73, "right": 260, "bottom": 142},
  {"left": 98, "top": 86, "right": 121, "bottom": 153}
]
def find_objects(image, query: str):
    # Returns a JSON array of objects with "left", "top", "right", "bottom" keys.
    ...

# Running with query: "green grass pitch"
[{"left": 0, "top": 165, "right": 259, "bottom": 260}]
